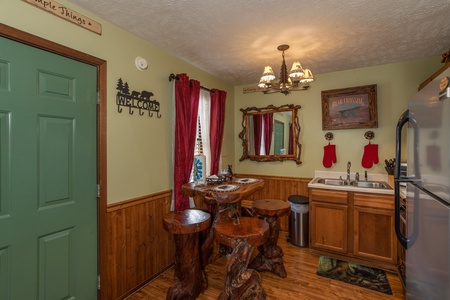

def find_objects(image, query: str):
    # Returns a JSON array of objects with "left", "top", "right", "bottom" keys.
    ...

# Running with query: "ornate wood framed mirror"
[{"left": 239, "top": 104, "right": 302, "bottom": 164}]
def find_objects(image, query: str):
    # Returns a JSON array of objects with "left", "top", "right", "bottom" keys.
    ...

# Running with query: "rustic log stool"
[
  {"left": 214, "top": 217, "right": 269, "bottom": 300},
  {"left": 249, "top": 199, "right": 291, "bottom": 278},
  {"left": 163, "top": 209, "right": 211, "bottom": 300}
]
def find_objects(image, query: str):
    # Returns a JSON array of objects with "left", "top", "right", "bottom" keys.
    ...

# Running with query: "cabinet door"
[
  {"left": 354, "top": 206, "right": 397, "bottom": 264},
  {"left": 310, "top": 202, "right": 348, "bottom": 253}
]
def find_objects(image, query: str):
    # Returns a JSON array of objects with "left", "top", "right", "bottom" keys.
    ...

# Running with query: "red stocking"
[
  {"left": 323, "top": 143, "right": 337, "bottom": 168},
  {"left": 361, "top": 143, "right": 379, "bottom": 168}
]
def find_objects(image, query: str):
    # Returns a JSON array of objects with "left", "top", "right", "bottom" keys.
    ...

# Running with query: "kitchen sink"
[
  {"left": 312, "top": 178, "right": 392, "bottom": 190},
  {"left": 350, "top": 181, "right": 390, "bottom": 189},
  {"left": 315, "top": 178, "right": 346, "bottom": 186}
]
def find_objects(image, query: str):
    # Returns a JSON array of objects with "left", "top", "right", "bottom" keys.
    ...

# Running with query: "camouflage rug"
[{"left": 316, "top": 256, "right": 392, "bottom": 295}]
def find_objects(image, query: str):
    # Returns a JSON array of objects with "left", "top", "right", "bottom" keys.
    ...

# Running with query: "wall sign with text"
[
  {"left": 23, "top": 0, "right": 102, "bottom": 35},
  {"left": 321, "top": 84, "right": 378, "bottom": 130}
]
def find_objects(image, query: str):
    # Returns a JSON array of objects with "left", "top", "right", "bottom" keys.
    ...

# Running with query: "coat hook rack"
[
  {"left": 325, "top": 132, "right": 334, "bottom": 141},
  {"left": 364, "top": 131, "right": 375, "bottom": 140},
  {"left": 116, "top": 78, "right": 161, "bottom": 118}
]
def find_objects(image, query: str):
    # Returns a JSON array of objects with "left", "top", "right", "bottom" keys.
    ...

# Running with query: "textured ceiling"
[{"left": 69, "top": 0, "right": 450, "bottom": 85}]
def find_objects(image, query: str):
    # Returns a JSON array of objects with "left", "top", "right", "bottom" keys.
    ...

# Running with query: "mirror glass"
[{"left": 239, "top": 104, "right": 302, "bottom": 164}]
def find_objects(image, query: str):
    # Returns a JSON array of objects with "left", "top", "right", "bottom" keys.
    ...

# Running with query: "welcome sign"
[{"left": 23, "top": 0, "right": 102, "bottom": 35}]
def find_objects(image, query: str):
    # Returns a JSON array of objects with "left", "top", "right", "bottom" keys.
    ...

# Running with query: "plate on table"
[
  {"left": 234, "top": 178, "right": 260, "bottom": 184},
  {"left": 211, "top": 184, "right": 240, "bottom": 192}
]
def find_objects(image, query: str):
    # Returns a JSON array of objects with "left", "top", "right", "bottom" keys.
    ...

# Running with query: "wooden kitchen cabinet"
[
  {"left": 353, "top": 193, "right": 397, "bottom": 265},
  {"left": 310, "top": 189, "right": 348, "bottom": 253},
  {"left": 310, "top": 188, "right": 397, "bottom": 271}
]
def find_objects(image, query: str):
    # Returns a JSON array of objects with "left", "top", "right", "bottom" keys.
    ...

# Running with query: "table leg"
[
  {"left": 249, "top": 215, "right": 287, "bottom": 278},
  {"left": 167, "top": 233, "right": 207, "bottom": 300},
  {"left": 201, "top": 203, "right": 240, "bottom": 267},
  {"left": 219, "top": 238, "right": 266, "bottom": 300}
]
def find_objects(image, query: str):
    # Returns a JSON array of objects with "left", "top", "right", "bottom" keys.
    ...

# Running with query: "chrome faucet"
[
  {"left": 347, "top": 161, "right": 351, "bottom": 182},
  {"left": 365, "top": 170, "right": 368, "bottom": 181},
  {"left": 355, "top": 172, "right": 359, "bottom": 182}
]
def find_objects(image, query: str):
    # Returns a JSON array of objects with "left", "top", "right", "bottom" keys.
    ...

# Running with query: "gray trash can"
[{"left": 287, "top": 195, "right": 309, "bottom": 248}]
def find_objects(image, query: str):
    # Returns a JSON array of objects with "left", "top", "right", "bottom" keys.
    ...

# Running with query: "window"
[{"left": 191, "top": 89, "right": 212, "bottom": 181}]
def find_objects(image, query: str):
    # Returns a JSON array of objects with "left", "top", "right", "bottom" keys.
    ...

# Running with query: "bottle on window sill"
[
  {"left": 193, "top": 153, "right": 206, "bottom": 186},
  {"left": 193, "top": 139, "right": 206, "bottom": 186}
]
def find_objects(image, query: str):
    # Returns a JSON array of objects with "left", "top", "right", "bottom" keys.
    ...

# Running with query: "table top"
[{"left": 181, "top": 178, "right": 264, "bottom": 204}]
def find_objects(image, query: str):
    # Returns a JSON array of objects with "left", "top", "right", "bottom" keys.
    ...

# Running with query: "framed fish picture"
[{"left": 321, "top": 84, "right": 378, "bottom": 130}]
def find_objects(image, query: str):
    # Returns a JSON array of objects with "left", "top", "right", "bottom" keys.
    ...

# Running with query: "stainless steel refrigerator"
[{"left": 395, "top": 65, "right": 450, "bottom": 299}]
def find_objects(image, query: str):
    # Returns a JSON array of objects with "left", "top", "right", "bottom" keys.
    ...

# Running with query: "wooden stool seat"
[
  {"left": 214, "top": 217, "right": 269, "bottom": 300},
  {"left": 249, "top": 199, "right": 291, "bottom": 278},
  {"left": 215, "top": 217, "right": 269, "bottom": 248},
  {"left": 251, "top": 199, "right": 290, "bottom": 218},
  {"left": 163, "top": 209, "right": 211, "bottom": 300},
  {"left": 163, "top": 209, "right": 211, "bottom": 234}
]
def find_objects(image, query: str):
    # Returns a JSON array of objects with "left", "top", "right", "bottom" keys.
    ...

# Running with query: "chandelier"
[{"left": 256, "top": 44, "right": 314, "bottom": 95}]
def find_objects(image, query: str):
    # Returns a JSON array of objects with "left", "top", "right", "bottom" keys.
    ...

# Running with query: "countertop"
[{"left": 308, "top": 170, "right": 394, "bottom": 195}]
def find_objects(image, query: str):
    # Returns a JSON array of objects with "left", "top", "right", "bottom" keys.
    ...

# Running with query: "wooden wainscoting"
[{"left": 106, "top": 190, "right": 175, "bottom": 300}]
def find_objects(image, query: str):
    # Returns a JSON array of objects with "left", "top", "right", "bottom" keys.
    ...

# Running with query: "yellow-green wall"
[
  {"left": 1, "top": 0, "right": 234, "bottom": 204},
  {"left": 234, "top": 57, "right": 442, "bottom": 177},
  {"left": 2, "top": 0, "right": 443, "bottom": 203}
]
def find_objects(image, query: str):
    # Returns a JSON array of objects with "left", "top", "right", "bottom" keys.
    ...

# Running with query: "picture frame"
[{"left": 321, "top": 84, "right": 378, "bottom": 130}]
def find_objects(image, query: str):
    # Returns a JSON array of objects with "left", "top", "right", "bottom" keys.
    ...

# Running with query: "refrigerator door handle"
[
  {"left": 395, "top": 110, "right": 409, "bottom": 248},
  {"left": 395, "top": 110, "right": 409, "bottom": 181},
  {"left": 395, "top": 110, "right": 420, "bottom": 249}
]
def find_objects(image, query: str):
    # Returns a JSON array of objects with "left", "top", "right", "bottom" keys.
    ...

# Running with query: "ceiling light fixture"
[{"left": 245, "top": 44, "right": 314, "bottom": 95}]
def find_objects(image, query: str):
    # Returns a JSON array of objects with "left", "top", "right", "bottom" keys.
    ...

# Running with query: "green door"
[
  {"left": 0, "top": 36, "right": 98, "bottom": 299},
  {"left": 274, "top": 120, "right": 284, "bottom": 155}
]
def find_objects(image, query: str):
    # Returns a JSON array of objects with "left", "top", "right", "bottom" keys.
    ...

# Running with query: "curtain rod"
[{"left": 168, "top": 73, "right": 215, "bottom": 94}]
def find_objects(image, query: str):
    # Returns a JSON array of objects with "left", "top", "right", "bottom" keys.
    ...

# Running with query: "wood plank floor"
[{"left": 126, "top": 233, "right": 405, "bottom": 299}]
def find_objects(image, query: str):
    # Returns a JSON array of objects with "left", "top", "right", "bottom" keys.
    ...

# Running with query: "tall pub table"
[{"left": 181, "top": 178, "right": 264, "bottom": 266}]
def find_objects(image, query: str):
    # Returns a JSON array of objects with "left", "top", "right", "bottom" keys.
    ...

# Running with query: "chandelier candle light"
[{"left": 244, "top": 44, "right": 314, "bottom": 95}]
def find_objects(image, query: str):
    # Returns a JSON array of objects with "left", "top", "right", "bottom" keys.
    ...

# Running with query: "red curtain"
[
  {"left": 174, "top": 74, "right": 200, "bottom": 211},
  {"left": 288, "top": 123, "right": 294, "bottom": 155},
  {"left": 209, "top": 89, "right": 226, "bottom": 175},
  {"left": 263, "top": 113, "right": 273, "bottom": 155},
  {"left": 253, "top": 114, "right": 262, "bottom": 155}
]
